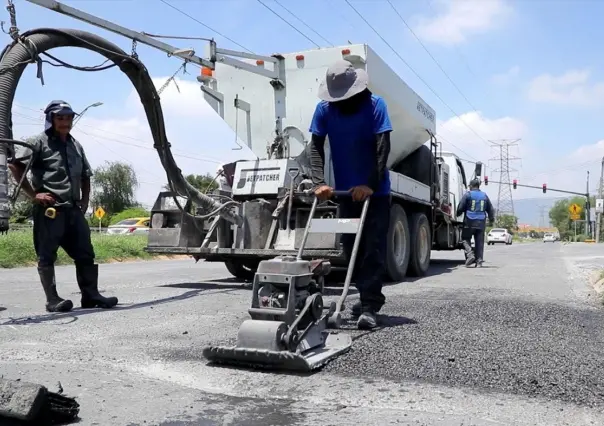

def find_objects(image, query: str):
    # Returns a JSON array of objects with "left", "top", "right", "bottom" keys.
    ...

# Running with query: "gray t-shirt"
[{"left": 13, "top": 131, "right": 93, "bottom": 206}]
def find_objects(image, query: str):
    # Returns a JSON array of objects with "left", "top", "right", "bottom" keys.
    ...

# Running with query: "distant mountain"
[{"left": 505, "top": 197, "right": 568, "bottom": 226}]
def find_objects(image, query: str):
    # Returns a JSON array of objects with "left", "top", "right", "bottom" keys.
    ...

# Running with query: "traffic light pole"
[
  {"left": 484, "top": 179, "right": 592, "bottom": 236},
  {"left": 484, "top": 180, "right": 588, "bottom": 197}
]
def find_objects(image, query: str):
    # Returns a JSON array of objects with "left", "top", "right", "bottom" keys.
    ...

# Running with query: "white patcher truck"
[{"left": 146, "top": 43, "right": 480, "bottom": 281}]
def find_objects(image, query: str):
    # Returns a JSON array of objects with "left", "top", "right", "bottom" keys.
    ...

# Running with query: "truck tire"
[
  {"left": 224, "top": 259, "right": 259, "bottom": 281},
  {"left": 385, "top": 204, "right": 411, "bottom": 282},
  {"left": 407, "top": 212, "right": 431, "bottom": 277}
]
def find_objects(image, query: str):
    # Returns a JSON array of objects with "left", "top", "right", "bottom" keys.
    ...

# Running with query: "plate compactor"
[{"left": 202, "top": 192, "right": 370, "bottom": 372}]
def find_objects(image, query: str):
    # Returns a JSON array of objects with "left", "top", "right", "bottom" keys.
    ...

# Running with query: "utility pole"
[
  {"left": 489, "top": 139, "right": 521, "bottom": 220},
  {"left": 586, "top": 171, "right": 592, "bottom": 238},
  {"left": 596, "top": 157, "right": 604, "bottom": 243},
  {"left": 537, "top": 205, "right": 547, "bottom": 228}
]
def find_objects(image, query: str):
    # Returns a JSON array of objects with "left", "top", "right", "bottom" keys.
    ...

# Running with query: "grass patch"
[{"left": 0, "top": 230, "right": 159, "bottom": 268}]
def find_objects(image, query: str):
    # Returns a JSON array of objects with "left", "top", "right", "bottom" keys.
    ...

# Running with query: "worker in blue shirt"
[
  {"left": 308, "top": 59, "right": 391, "bottom": 330},
  {"left": 456, "top": 178, "right": 495, "bottom": 267}
]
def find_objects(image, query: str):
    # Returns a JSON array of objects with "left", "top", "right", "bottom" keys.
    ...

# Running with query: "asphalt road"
[{"left": 2, "top": 242, "right": 604, "bottom": 425}]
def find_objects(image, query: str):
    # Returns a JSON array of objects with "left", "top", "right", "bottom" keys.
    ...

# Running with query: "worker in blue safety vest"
[{"left": 456, "top": 178, "right": 495, "bottom": 267}]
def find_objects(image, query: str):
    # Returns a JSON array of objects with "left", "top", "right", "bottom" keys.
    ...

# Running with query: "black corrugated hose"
[{"left": 0, "top": 27, "right": 242, "bottom": 233}]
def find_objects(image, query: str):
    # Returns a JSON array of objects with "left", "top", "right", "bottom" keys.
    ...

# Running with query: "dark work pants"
[
  {"left": 462, "top": 224, "right": 486, "bottom": 262},
  {"left": 339, "top": 195, "right": 391, "bottom": 313},
  {"left": 33, "top": 204, "right": 96, "bottom": 268}
]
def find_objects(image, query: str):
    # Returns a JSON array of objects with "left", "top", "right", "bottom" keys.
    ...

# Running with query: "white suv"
[
  {"left": 543, "top": 233, "right": 556, "bottom": 243},
  {"left": 487, "top": 228, "right": 513, "bottom": 245}
]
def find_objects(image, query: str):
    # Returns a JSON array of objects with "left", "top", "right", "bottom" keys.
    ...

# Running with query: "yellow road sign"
[
  {"left": 569, "top": 203, "right": 582, "bottom": 215},
  {"left": 94, "top": 207, "right": 105, "bottom": 219},
  {"left": 570, "top": 213, "right": 580, "bottom": 221}
]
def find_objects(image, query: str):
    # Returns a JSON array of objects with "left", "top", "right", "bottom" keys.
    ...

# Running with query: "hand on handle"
[
  {"left": 349, "top": 185, "right": 373, "bottom": 202},
  {"left": 314, "top": 185, "right": 334, "bottom": 201}
]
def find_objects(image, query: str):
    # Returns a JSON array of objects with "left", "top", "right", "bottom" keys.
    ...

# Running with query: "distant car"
[
  {"left": 543, "top": 233, "right": 556, "bottom": 243},
  {"left": 106, "top": 217, "right": 150, "bottom": 235},
  {"left": 487, "top": 228, "right": 513, "bottom": 245}
]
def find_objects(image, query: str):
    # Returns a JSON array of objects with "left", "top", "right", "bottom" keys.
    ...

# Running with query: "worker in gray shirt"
[{"left": 8, "top": 100, "right": 118, "bottom": 312}]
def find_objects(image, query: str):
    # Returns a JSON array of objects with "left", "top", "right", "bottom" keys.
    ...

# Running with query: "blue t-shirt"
[{"left": 309, "top": 94, "right": 392, "bottom": 195}]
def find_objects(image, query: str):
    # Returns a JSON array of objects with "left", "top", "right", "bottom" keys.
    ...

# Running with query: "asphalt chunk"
[{"left": 325, "top": 289, "right": 604, "bottom": 408}]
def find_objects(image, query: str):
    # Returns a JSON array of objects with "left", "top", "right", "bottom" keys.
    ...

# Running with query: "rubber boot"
[
  {"left": 357, "top": 309, "right": 377, "bottom": 330},
  {"left": 462, "top": 240, "right": 475, "bottom": 267},
  {"left": 76, "top": 264, "right": 118, "bottom": 309},
  {"left": 37, "top": 266, "right": 73, "bottom": 313}
]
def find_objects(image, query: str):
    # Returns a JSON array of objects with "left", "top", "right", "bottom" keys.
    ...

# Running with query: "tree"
[
  {"left": 495, "top": 214, "right": 518, "bottom": 232},
  {"left": 91, "top": 161, "right": 139, "bottom": 216},
  {"left": 549, "top": 195, "right": 594, "bottom": 240},
  {"left": 163, "top": 173, "right": 218, "bottom": 193}
]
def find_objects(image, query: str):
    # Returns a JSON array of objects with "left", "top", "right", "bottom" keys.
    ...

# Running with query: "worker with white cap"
[{"left": 308, "top": 60, "right": 392, "bottom": 330}]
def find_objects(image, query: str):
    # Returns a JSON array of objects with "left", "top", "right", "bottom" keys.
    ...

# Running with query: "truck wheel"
[
  {"left": 386, "top": 204, "right": 411, "bottom": 282},
  {"left": 224, "top": 259, "right": 259, "bottom": 280},
  {"left": 407, "top": 212, "right": 431, "bottom": 277}
]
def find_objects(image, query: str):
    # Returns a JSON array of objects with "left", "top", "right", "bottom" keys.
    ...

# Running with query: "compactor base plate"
[{"left": 202, "top": 332, "right": 352, "bottom": 372}]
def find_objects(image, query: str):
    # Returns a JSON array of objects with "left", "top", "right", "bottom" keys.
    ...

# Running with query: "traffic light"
[
  {"left": 513, "top": 179, "right": 517, "bottom": 189},
  {"left": 542, "top": 183, "right": 547, "bottom": 194},
  {"left": 484, "top": 176, "right": 488, "bottom": 185}
]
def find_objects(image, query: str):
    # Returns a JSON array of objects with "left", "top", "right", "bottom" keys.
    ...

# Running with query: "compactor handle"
[{"left": 300, "top": 189, "right": 372, "bottom": 199}]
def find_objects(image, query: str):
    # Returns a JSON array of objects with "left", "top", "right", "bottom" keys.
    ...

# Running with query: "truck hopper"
[{"left": 200, "top": 43, "right": 437, "bottom": 168}]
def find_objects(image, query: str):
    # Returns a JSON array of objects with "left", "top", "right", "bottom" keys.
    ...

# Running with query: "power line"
[
  {"left": 75, "top": 127, "right": 166, "bottom": 182},
  {"left": 11, "top": 108, "right": 225, "bottom": 165},
  {"left": 343, "top": 0, "right": 491, "bottom": 147},
  {"left": 255, "top": 1, "right": 479, "bottom": 162},
  {"left": 273, "top": 0, "right": 334, "bottom": 46},
  {"left": 424, "top": 0, "right": 509, "bottom": 120},
  {"left": 11, "top": 103, "right": 227, "bottom": 163},
  {"left": 387, "top": 0, "right": 481, "bottom": 115},
  {"left": 158, "top": 0, "right": 253, "bottom": 53},
  {"left": 256, "top": 0, "right": 320, "bottom": 47}
]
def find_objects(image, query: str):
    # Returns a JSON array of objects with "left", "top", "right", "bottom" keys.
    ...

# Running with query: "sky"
[{"left": 6, "top": 0, "right": 604, "bottom": 217}]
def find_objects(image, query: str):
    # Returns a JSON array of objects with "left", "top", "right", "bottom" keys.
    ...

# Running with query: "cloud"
[
  {"left": 517, "top": 139, "right": 603, "bottom": 204},
  {"left": 12, "top": 76, "right": 256, "bottom": 208},
  {"left": 527, "top": 69, "right": 604, "bottom": 107},
  {"left": 491, "top": 65, "right": 520, "bottom": 84},
  {"left": 413, "top": 0, "right": 511, "bottom": 45},
  {"left": 435, "top": 110, "right": 529, "bottom": 201},
  {"left": 437, "top": 111, "right": 527, "bottom": 165},
  {"left": 435, "top": 112, "right": 601, "bottom": 204},
  {"left": 568, "top": 139, "right": 604, "bottom": 163}
]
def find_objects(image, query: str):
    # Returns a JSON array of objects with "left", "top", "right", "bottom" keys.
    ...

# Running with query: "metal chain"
[
  {"left": 1, "top": 0, "right": 19, "bottom": 40},
  {"left": 157, "top": 62, "right": 187, "bottom": 95},
  {"left": 131, "top": 39, "right": 138, "bottom": 59}
]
